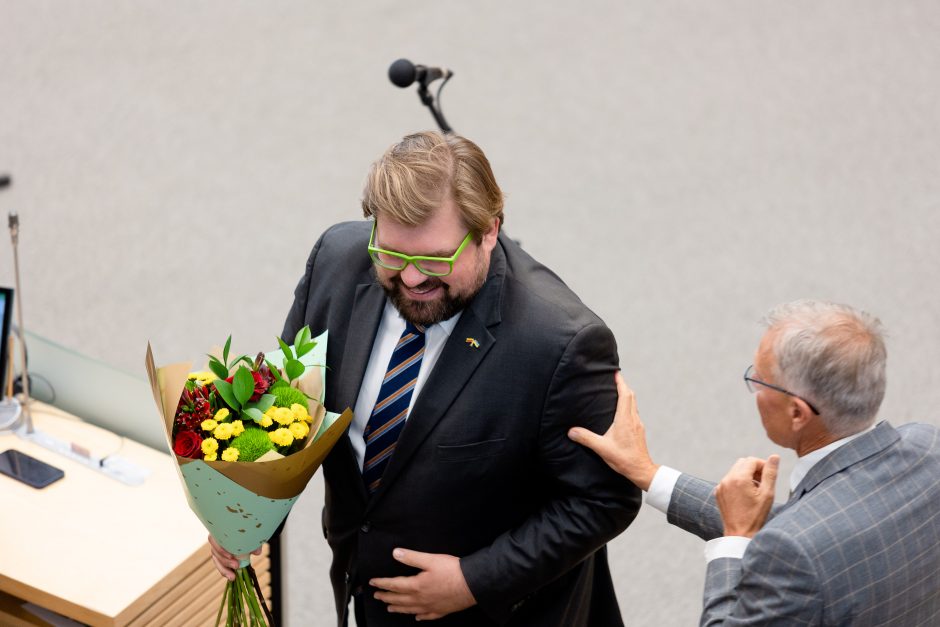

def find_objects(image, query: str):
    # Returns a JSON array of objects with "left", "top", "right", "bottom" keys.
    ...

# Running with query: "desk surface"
[{"left": 0, "top": 403, "right": 210, "bottom": 625}]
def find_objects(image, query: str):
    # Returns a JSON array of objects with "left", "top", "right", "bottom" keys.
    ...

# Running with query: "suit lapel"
[
  {"left": 366, "top": 243, "right": 507, "bottom": 509},
  {"left": 790, "top": 421, "right": 900, "bottom": 501},
  {"left": 334, "top": 281, "right": 386, "bottom": 503},
  {"left": 336, "top": 282, "right": 387, "bottom": 412}
]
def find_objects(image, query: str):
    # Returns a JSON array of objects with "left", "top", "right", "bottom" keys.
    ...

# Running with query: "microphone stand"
[
  {"left": 9, "top": 212, "right": 32, "bottom": 434},
  {"left": 8, "top": 212, "right": 33, "bottom": 434},
  {"left": 417, "top": 74, "right": 454, "bottom": 134},
  {"left": 1, "top": 175, "right": 22, "bottom": 430}
]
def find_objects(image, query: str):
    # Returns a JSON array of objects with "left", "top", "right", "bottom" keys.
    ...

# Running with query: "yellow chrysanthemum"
[
  {"left": 221, "top": 448, "right": 240, "bottom": 462},
  {"left": 204, "top": 452, "right": 218, "bottom": 461},
  {"left": 188, "top": 371, "right": 217, "bottom": 385},
  {"left": 273, "top": 407, "right": 294, "bottom": 426},
  {"left": 214, "top": 422, "right": 234, "bottom": 441},
  {"left": 289, "top": 421, "right": 309, "bottom": 440},
  {"left": 290, "top": 403, "right": 309, "bottom": 422},
  {"left": 231, "top": 420, "right": 245, "bottom": 437},
  {"left": 201, "top": 438, "right": 219, "bottom": 454},
  {"left": 214, "top": 408, "right": 230, "bottom": 422},
  {"left": 259, "top": 415, "right": 273, "bottom": 428},
  {"left": 269, "top": 428, "right": 294, "bottom": 447},
  {"left": 201, "top": 419, "right": 218, "bottom": 432}
]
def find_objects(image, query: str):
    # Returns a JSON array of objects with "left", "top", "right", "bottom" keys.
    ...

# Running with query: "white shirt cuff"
[
  {"left": 645, "top": 465, "right": 682, "bottom": 513},
  {"left": 704, "top": 536, "right": 751, "bottom": 564}
]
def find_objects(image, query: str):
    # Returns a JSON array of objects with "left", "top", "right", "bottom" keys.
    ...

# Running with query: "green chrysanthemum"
[
  {"left": 270, "top": 384, "right": 309, "bottom": 412},
  {"left": 227, "top": 426, "right": 275, "bottom": 462}
]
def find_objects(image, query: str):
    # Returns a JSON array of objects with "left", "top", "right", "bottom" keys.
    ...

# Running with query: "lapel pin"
[{"left": 465, "top": 337, "right": 480, "bottom": 348}]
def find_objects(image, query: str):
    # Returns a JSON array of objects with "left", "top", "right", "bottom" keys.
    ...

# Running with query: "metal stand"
[
  {"left": 5, "top": 178, "right": 32, "bottom": 434},
  {"left": 417, "top": 77, "right": 453, "bottom": 134}
]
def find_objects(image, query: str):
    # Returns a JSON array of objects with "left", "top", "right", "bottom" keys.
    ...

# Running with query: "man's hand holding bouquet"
[{"left": 146, "top": 327, "right": 351, "bottom": 626}]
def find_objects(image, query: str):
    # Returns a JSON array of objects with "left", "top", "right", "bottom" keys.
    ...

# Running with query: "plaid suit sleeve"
[
  {"left": 701, "top": 526, "right": 822, "bottom": 626},
  {"left": 667, "top": 473, "right": 725, "bottom": 541}
]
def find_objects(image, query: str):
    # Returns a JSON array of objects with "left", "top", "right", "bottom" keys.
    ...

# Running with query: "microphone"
[
  {"left": 389, "top": 58, "right": 452, "bottom": 88},
  {"left": 0, "top": 174, "right": 10, "bottom": 190}
]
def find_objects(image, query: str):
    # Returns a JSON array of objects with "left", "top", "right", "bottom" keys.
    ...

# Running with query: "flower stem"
[
  {"left": 240, "top": 568, "right": 263, "bottom": 625},
  {"left": 231, "top": 571, "right": 242, "bottom": 625},
  {"left": 248, "top": 564, "right": 275, "bottom": 626},
  {"left": 215, "top": 579, "right": 230, "bottom": 627}
]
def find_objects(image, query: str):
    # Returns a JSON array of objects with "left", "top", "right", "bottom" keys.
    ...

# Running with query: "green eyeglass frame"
[{"left": 367, "top": 221, "right": 473, "bottom": 277}]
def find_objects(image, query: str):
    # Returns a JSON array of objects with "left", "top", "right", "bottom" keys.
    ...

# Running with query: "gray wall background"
[{"left": 2, "top": 2, "right": 938, "bottom": 625}]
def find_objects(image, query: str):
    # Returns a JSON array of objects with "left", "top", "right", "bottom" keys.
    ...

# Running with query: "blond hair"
[{"left": 361, "top": 131, "right": 504, "bottom": 240}]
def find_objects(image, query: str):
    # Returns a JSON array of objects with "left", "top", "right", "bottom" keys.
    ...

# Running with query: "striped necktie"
[{"left": 362, "top": 322, "right": 425, "bottom": 494}]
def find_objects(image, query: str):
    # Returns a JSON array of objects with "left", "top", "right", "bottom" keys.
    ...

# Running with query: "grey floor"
[{"left": 2, "top": 2, "right": 939, "bottom": 625}]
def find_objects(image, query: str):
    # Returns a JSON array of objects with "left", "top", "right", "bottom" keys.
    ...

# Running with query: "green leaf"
[
  {"left": 242, "top": 407, "right": 264, "bottom": 423},
  {"left": 232, "top": 355, "right": 252, "bottom": 368},
  {"left": 285, "top": 358, "right": 305, "bottom": 382},
  {"left": 295, "top": 340, "right": 317, "bottom": 358},
  {"left": 295, "top": 326, "right": 311, "bottom": 351},
  {"left": 232, "top": 366, "right": 255, "bottom": 405},
  {"left": 207, "top": 356, "right": 228, "bottom": 380},
  {"left": 277, "top": 337, "right": 293, "bottom": 362},
  {"left": 223, "top": 335, "right": 232, "bottom": 366},
  {"left": 247, "top": 394, "right": 275, "bottom": 414},
  {"left": 213, "top": 379, "right": 240, "bottom": 410},
  {"left": 264, "top": 359, "right": 286, "bottom": 385}
]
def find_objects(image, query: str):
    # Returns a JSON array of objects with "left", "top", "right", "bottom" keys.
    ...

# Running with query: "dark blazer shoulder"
[
  {"left": 311, "top": 220, "right": 373, "bottom": 267},
  {"left": 496, "top": 233, "right": 609, "bottom": 334}
]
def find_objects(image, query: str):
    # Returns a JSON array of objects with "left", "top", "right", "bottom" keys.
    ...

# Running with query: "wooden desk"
[{"left": 0, "top": 404, "right": 270, "bottom": 626}]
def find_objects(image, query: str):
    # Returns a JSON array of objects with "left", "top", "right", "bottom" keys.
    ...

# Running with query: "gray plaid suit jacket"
[{"left": 668, "top": 421, "right": 940, "bottom": 626}]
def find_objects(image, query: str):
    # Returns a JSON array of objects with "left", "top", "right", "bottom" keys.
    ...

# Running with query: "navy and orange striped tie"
[{"left": 362, "top": 322, "right": 425, "bottom": 494}]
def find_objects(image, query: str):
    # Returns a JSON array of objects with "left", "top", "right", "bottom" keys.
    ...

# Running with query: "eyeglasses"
[
  {"left": 743, "top": 364, "right": 820, "bottom": 415},
  {"left": 367, "top": 221, "right": 473, "bottom": 277}
]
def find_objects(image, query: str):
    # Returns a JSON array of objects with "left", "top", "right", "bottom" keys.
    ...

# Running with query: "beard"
[{"left": 378, "top": 261, "right": 488, "bottom": 327}]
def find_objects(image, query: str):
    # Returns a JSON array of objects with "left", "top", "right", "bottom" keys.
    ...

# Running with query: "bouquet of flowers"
[{"left": 146, "top": 327, "right": 352, "bottom": 626}]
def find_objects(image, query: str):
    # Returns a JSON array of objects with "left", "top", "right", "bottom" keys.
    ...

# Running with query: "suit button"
[{"left": 360, "top": 521, "right": 371, "bottom": 533}]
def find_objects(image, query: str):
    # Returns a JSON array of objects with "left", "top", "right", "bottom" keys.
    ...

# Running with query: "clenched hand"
[{"left": 715, "top": 455, "right": 780, "bottom": 538}]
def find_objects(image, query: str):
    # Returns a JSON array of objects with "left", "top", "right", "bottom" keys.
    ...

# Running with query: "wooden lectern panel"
[
  {"left": 0, "top": 405, "right": 274, "bottom": 626},
  {"left": 0, "top": 545, "right": 271, "bottom": 627}
]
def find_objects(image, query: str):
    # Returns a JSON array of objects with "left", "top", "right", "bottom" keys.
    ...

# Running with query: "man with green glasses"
[{"left": 221, "top": 131, "right": 641, "bottom": 626}]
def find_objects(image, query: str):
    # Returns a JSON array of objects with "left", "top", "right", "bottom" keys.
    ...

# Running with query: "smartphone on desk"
[{"left": 0, "top": 449, "right": 65, "bottom": 489}]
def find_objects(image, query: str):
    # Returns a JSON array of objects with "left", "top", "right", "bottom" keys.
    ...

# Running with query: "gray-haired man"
[{"left": 571, "top": 300, "right": 940, "bottom": 626}]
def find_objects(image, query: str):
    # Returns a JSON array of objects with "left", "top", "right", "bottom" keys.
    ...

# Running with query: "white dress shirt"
[
  {"left": 350, "top": 301, "right": 461, "bottom": 470},
  {"left": 645, "top": 424, "right": 877, "bottom": 563}
]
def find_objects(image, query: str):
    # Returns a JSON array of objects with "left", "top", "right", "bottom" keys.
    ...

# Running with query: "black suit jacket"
[{"left": 283, "top": 221, "right": 640, "bottom": 626}]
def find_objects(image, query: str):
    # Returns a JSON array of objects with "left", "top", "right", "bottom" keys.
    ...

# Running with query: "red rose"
[
  {"left": 225, "top": 370, "right": 269, "bottom": 402},
  {"left": 173, "top": 430, "right": 203, "bottom": 458}
]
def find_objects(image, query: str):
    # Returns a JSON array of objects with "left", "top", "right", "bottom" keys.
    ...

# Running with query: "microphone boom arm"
[{"left": 417, "top": 74, "right": 453, "bottom": 134}]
